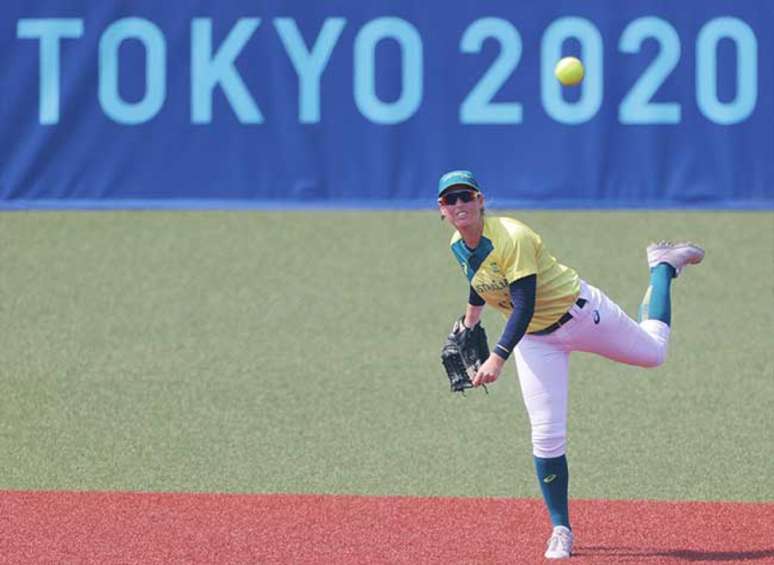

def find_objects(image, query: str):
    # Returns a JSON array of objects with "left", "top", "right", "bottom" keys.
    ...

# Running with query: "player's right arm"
[{"left": 491, "top": 274, "right": 537, "bottom": 359}]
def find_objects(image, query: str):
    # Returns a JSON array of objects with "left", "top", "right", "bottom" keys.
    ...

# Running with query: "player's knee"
[
  {"left": 636, "top": 347, "right": 668, "bottom": 368},
  {"left": 637, "top": 321, "right": 670, "bottom": 368},
  {"left": 531, "top": 426, "right": 566, "bottom": 459}
]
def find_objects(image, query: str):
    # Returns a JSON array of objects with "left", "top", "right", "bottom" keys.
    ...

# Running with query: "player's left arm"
[
  {"left": 472, "top": 274, "right": 537, "bottom": 386},
  {"left": 462, "top": 286, "right": 486, "bottom": 329}
]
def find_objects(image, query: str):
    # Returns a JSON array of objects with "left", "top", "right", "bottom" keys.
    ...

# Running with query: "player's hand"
[{"left": 473, "top": 353, "right": 506, "bottom": 387}]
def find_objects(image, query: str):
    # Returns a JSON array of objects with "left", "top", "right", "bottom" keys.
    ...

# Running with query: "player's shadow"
[{"left": 575, "top": 546, "right": 774, "bottom": 562}]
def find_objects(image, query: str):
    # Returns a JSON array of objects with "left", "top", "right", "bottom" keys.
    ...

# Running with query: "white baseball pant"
[{"left": 514, "top": 280, "right": 671, "bottom": 458}]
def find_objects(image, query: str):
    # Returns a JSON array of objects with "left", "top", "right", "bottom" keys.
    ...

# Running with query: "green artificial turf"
[{"left": 1, "top": 210, "right": 772, "bottom": 501}]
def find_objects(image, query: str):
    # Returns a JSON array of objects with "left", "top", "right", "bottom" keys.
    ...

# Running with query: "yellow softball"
[{"left": 554, "top": 57, "right": 584, "bottom": 86}]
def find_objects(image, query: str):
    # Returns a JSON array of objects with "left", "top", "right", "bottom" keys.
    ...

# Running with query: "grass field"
[{"left": 1, "top": 210, "right": 772, "bottom": 503}]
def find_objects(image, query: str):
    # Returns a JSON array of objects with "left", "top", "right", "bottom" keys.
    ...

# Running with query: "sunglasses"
[{"left": 439, "top": 190, "right": 478, "bottom": 206}]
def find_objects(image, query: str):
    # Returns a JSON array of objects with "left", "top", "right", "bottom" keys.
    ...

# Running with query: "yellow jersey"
[{"left": 450, "top": 215, "right": 580, "bottom": 332}]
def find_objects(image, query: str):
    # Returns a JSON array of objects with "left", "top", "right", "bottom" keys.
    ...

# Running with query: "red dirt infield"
[{"left": 1, "top": 491, "right": 772, "bottom": 564}]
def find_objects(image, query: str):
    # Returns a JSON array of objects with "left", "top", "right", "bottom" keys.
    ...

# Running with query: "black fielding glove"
[{"left": 440, "top": 317, "right": 489, "bottom": 393}]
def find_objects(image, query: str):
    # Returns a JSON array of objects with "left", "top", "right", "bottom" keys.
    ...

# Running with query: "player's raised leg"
[
  {"left": 565, "top": 242, "right": 704, "bottom": 366},
  {"left": 569, "top": 282, "right": 670, "bottom": 367},
  {"left": 513, "top": 337, "right": 574, "bottom": 559}
]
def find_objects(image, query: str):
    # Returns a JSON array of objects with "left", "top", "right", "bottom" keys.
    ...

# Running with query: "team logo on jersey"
[
  {"left": 474, "top": 278, "right": 508, "bottom": 294},
  {"left": 489, "top": 262, "right": 500, "bottom": 273},
  {"left": 593, "top": 310, "right": 601, "bottom": 324}
]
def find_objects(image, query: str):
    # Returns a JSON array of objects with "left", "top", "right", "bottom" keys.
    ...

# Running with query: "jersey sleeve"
[
  {"left": 502, "top": 227, "right": 539, "bottom": 283},
  {"left": 493, "top": 274, "right": 537, "bottom": 359},
  {"left": 469, "top": 286, "right": 486, "bottom": 306}
]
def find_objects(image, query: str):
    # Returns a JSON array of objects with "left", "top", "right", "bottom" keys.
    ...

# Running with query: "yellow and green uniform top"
[{"left": 450, "top": 215, "right": 581, "bottom": 333}]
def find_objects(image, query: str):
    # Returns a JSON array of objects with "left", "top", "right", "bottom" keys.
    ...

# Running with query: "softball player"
[{"left": 437, "top": 170, "right": 704, "bottom": 560}]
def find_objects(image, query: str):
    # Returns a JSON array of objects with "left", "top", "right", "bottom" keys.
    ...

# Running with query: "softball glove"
[{"left": 440, "top": 317, "right": 489, "bottom": 393}]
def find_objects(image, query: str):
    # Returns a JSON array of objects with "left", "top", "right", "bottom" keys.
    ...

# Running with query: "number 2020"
[{"left": 460, "top": 16, "right": 757, "bottom": 125}]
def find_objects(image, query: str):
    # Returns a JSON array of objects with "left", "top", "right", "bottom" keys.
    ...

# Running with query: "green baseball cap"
[{"left": 437, "top": 170, "right": 481, "bottom": 196}]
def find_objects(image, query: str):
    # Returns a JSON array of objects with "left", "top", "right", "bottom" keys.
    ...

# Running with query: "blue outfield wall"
[{"left": 1, "top": 0, "right": 773, "bottom": 209}]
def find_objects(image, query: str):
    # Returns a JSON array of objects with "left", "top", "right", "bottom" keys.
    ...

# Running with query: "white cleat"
[
  {"left": 544, "top": 525, "right": 573, "bottom": 559},
  {"left": 646, "top": 241, "right": 705, "bottom": 277}
]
